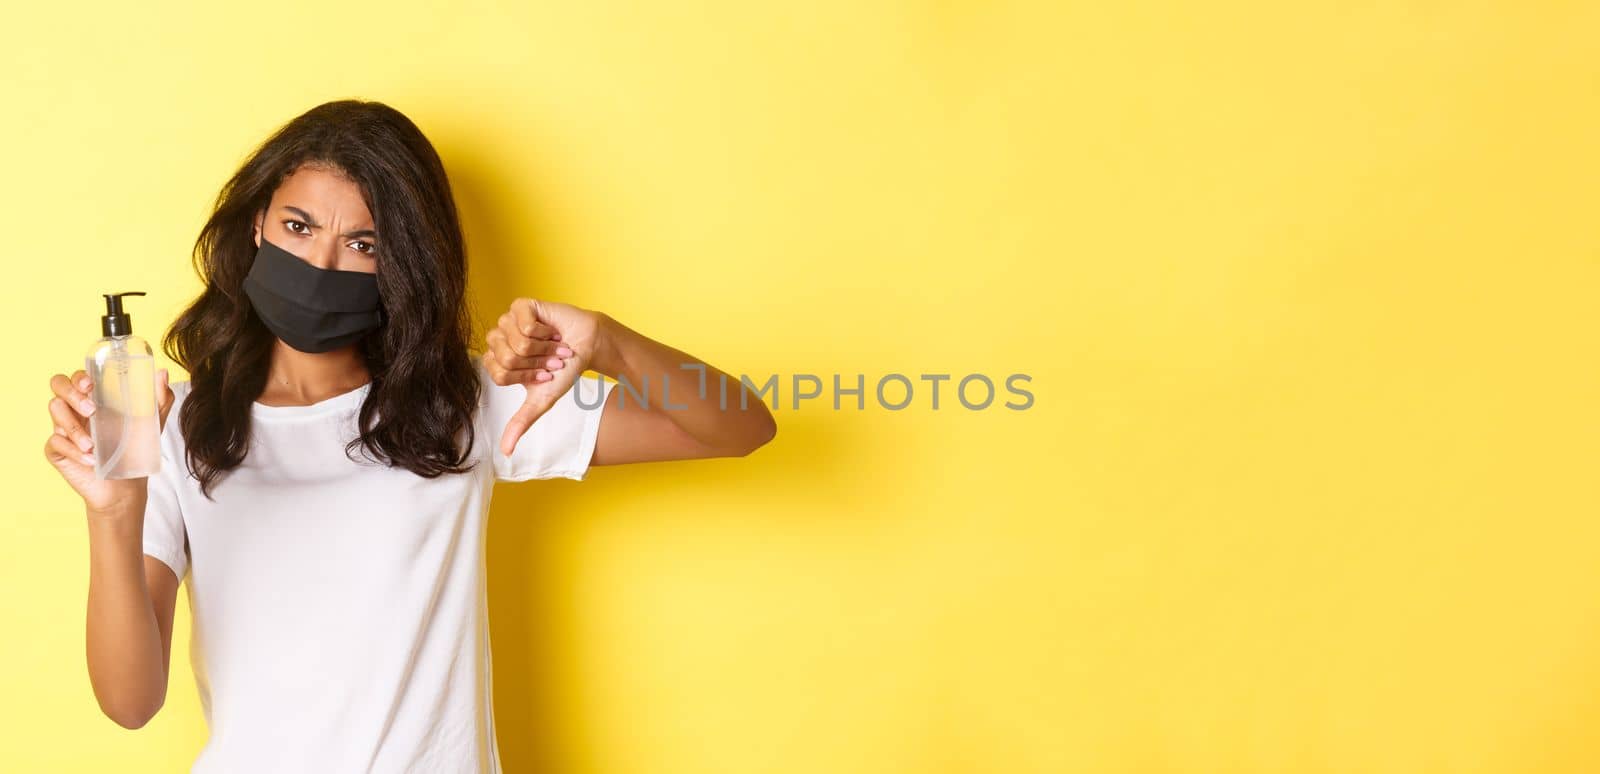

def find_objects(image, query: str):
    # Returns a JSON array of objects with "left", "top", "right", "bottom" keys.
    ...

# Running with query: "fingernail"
[
  {"left": 76, "top": 436, "right": 91, "bottom": 452},
  {"left": 80, "top": 454, "right": 95, "bottom": 465},
  {"left": 79, "top": 400, "right": 95, "bottom": 415},
  {"left": 551, "top": 333, "right": 561, "bottom": 341},
  {"left": 556, "top": 347, "right": 572, "bottom": 357},
  {"left": 547, "top": 358, "right": 563, "bottom": 369},
  {"left": 77, "top": 377, "right": 90, "bottom": 390}
]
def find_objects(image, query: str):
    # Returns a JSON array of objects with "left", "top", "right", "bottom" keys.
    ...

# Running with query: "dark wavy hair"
[{"left": 165, "top": 99, "right": 482, "bottom": 498}]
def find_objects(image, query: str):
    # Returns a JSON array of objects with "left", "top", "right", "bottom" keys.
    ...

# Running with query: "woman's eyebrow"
[{"left": 282, "top": 205, "right": 378, "bottom": 239}]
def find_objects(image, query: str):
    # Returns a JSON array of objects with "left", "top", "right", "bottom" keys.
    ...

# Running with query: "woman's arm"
[
  {"left": 483, "top": 298, "right": 777, "bottom": 466},
  {"left": 47, "top": 369, "right": 180, "bottom": 729},
  {"left": 85, "top": 499, "right": 182, "bottom": 729},
  {"left": 587, "top": 313, "right": 777, "bottom": 465}
]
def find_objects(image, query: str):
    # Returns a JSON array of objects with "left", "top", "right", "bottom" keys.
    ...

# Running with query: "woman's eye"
[
  {"left": 351, "top": 241, "right": 377, "bottom": 255},
  {"left": 284, "top": 220, "right": 308, "bottom": 234}
]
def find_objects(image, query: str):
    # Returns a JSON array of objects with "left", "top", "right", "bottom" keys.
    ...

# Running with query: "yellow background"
[{"left": 4, "top": 2, "right": 1598, "bottom": 772}]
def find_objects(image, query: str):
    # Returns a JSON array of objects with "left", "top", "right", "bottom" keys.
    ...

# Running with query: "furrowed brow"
[{"left": 282, "top": 205, "right": 378, "bottom": 239}]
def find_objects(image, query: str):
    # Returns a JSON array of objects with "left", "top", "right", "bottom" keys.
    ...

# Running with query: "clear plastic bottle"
[{"left": 84, "top": 292, "right": 161, "bottom": 479}]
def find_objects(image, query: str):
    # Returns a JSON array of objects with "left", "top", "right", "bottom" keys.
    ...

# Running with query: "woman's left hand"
[{"left": 483, "top": 297, "right": 609, "bottom": 456}]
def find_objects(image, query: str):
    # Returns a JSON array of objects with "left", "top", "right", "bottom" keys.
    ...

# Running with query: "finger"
[
  {"left": 482, "top": 353, "right": 561, "bottom": 399},
  {"left": 48, "top": 396, "right": 94, "bottom": 453},
  {"left": 512, "top": 300, "right": 563, "bottom": 340},
  {"left": 500, "top": 390, "right": 559, "bottom": 457},
  {"left": 486, "top": 328, "right": 568, "bottom": 373},
  {"left": 504, "top": 303, "right": 558, "bottom": 340},
  {"left": 482, "top": 350, "right": 509, "bottom": 385},
  {"left": 45, "top": 432, "right": 96, "bottom": 467},
  {"left": 499, "top": 326, "right": 565, "bottom": 360},
  {"left": 482, "top": 349, "right": 555, "bottom": 385},
  {"left": 50, "top": 373, "right": 95, "bottom": 417}
]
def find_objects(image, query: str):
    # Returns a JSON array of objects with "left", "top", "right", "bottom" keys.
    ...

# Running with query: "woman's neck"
[{"left": 257, "top": 340, "right": 371, "bottom": 407}]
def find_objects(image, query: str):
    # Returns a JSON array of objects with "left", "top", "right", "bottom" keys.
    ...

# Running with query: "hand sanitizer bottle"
[{"left": 85, "top": 291, "right": 161, "bottom": 479}]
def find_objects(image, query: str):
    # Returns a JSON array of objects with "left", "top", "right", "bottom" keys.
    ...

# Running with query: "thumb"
[{"left": 500, "top": 387, "right": 557, "bottom": 457}]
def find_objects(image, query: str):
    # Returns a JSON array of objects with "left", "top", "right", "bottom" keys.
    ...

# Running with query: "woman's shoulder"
[
  {"left": 167, "top": 378, "right": 196, "bottom": 419},
  {"left": 159, "top": 378, "right": 194, "bottom": 454}
]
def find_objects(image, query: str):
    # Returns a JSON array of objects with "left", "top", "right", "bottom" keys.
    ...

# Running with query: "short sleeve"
[
  {"left": 479, "top": 362, "right": 613, "bottom": 482},
  {"left": 143, "top": 381, "right": 191, "bottom": 582}
]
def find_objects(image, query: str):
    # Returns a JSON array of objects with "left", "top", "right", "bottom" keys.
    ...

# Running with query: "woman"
[{"left": 42, "top": 99, "right": 776, "bottom": 773}]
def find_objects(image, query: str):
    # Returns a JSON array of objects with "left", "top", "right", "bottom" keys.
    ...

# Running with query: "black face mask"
[{"left": 243, "top": 234, "right": 383, "bottom": 353}]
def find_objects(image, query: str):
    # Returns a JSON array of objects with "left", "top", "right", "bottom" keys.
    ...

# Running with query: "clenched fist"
[{"left": 482, "top": 298, "right": 610, "bottom": 457}]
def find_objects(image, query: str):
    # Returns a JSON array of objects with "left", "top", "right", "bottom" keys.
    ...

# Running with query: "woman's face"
[{"left": 253, "top": 164, "right": 379, "bottom": 274}]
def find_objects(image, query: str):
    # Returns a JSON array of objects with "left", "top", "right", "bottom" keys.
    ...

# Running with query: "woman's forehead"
[{"left": 271, "top": 166, "right": 373, "bottom": 224}]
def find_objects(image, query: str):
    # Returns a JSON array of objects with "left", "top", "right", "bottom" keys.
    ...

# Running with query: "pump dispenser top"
[{"left": 100, "top": 291, "right": 144, "bottom": 337}]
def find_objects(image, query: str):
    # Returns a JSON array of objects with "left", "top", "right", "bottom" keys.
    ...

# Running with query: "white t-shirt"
[{"left": 141, "top": 361, "right": 613, "bottom": 773}]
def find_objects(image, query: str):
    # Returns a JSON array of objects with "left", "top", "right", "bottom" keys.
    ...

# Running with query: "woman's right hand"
[{"left": 44, "top": 368, "right": 175, "bottom": 516}]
